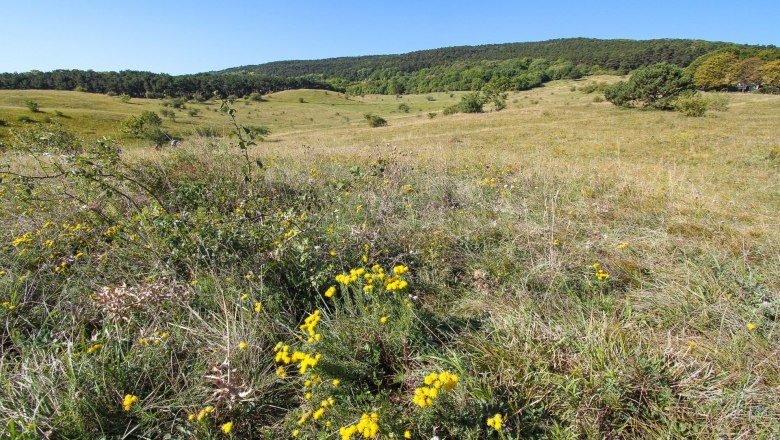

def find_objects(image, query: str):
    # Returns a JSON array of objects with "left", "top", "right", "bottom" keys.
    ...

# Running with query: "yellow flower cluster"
[
  {"left": 486, "top": 413, "right": 503, "bottom": 431},
  {"left": 1, "top": 301, "right": 16, "bottom": 311},
  {"left": 189, "top": 405, "right": 214, "bottom": 422},
  {"left": 336, "top": 268, "right": 365, "bottom": 286},
  {"left": 340, "top": 412, "right": 379, "bottom": 439},
  {"left": 139, "top": 330, "right": 169, "bottom": 346},
  {"left": 593, "top": 262, "right": 610, "bottom": 281},
  {"left": 324, "top": 286, "right": 337, "bottom": 298},
  {"left": 385, "top": 265, "right": 410, "bottom": 291},
  {"left": 274, "top": 342, "right": 322, "bottom": 374},
  {"left": 413, "top": 371, "right": 459, "bottom": 407},
  {"left": 221, "top": 421, "right": 233, "bottom": 434},
  {"left": 87, "top": 343, "right": 102, "bottom": 354},
  {"left": 122, "top": 394, "right": 138, "bottom": 411}
]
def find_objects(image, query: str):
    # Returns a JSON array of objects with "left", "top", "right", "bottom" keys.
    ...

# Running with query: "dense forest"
[
  {"left": 1, "top": 38, "right": 776, "bottom": 98},
  {"left": 225, "top": 38, "right": 741, "bottom": 78},
  {"left": 0, "top": 70, "right": 334, "bottom": 99}
]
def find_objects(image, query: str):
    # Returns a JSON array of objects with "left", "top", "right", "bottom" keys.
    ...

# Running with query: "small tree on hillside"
[
  {"left": 605, "top": 63, "right": 695, "bottom": 110},
  {"left": 459, "top": 92, "right": 486, "bottom": 113}
]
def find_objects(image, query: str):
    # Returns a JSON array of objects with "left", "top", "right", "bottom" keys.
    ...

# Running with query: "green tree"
[
  {"left": 121, "top": 111, "right": 168, "bottom": 143},
  {"left": 605, "top": 63, "right": 695, "bottom": 110},
  {"left": 459, "top": 92, "right": 486, "bottom": 113},
  {"left": 694, "top": 52, "right": 739, "bottom": 89}
]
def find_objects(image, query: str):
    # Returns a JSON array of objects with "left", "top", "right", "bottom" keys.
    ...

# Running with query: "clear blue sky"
[{"left": 1, "top": 1, "right": 777, "bottom": 75}]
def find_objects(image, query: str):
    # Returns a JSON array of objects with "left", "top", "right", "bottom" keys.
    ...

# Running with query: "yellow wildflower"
[
  {"left": 122, "top": 394, "right": 139, "bottom": 411},
  {"left": 380, "top": 316, "right": 388, "bottom": 324},
  {"left": 746, "top": 322, "right": 757, "bottom": 331},
  {"left": 238, "top": 342, "right": 248, "bottom": 350},
  {"left": 486, "top": 413, "right": 503, "bottom": 431},
  {"left": 221, "top": 421, "right": 233, "bottom": 434},
  {"left": 325, "top": 286, "right": 336, "bottom": 298},
  {"left": 254, "top": 301, "right": 262, "bottom": 313}
]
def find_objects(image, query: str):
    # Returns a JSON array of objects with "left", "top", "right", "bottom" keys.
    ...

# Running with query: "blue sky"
[{"left": 1, "top": 1, "right": 777, "bottom": 74}]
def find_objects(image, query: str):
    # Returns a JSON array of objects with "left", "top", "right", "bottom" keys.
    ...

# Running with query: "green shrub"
[
  {"left": 364, "top": 113, "right": 387, "bottom": 127},
  {"left": 605, "top": 63, "right": 695, "bottom": 110},
  {"left": 459, "top": 92, "right": 485, "bottom": 113},
  {"left": 17, "top": 115, "right": 35, "bottom": 123},
  {"left": 705, "top": 94, "right": 730, "bottom": 111},
  {"left": 12, "top": 122, "right": 83, "bottom": 153},
  {"left": 24, "top": 100, "right": 40, "bottom": 113},
  {"left": 427, "top": 112, "right": 437, "bottom": 119},
  {"left": 122, "top": 111, "right": 169, "bottom": 142},
  {"left": 160, "top": 109, "right": 176, "bottom": 120},
  {"left": 398, "top": 103, "right": 410, "bottom": 113},
  {"left": 442, "top": 105, "right": 460, "bottom": 115},
  {"left": 298, "top": 97, "right": 306, "bottom": 103},
  {"left": 119, "top": 94, "right": 131, "bottom": 103},
  {"left": 593, "top": 95, "right": 605, "bottom": 103},
  {"left": 249, "top": 92, "right": 266, "bottom": 102},
  {"left": 674, "top": 95, "right": 708, "bottom": 117},
  {"left": 162, "top": 98, "right": 187, "bottom": 109}
]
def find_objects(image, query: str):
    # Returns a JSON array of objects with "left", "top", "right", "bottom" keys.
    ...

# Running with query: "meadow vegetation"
[{"left": 1, "top": 78, "right": 779, "bottom": 438}]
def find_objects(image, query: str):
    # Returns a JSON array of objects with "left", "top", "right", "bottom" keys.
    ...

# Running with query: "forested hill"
[{"left": 224, "top": 38, "right": 741, "bottom": 78}]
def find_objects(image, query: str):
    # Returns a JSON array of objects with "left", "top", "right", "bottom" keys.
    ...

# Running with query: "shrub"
[
  {"left": 605, "top": 63, "right": 695, "bottom": 110},
  {"left": 426, "top": 96, "right": 436, "bottom": 101},
  {"left": 187, "top": 108, "right": 200, "bottom": 117},
  {"left": 249, "top": 92, "right": 266, "bottom": 102},
  {"left": 427, "top": 112, "right": 437, "bottom": 119},
  {"left": 593, "top": 95, "right": 605, "bottom": 103},
  {"left": 364, "top": 113, "right": 387, "bottom": 127},
  {"left": 160, "top": 109, "right": 176, "bottom": 120},
  {"left": 398, "top": 103, "right": 410, "bottom": 113},
  {"left": 122, "top": 111, "right": 169, "bottom": 142},
  {"left": 298, "top": 97, "right": 306, "bottom": 103},
  {"left": 674, "top": 94, "right": 708, "bottom": 117},
  {"left": 24, "top": 100, "right": 40, "bottom": 113},
  {"left": 459, "top": 92, "right": 485, "bottom": 113},
  {"left": 162, "top": 98, "right": 187, "bottom": 109},
  {"left": 119, "top": 94, "right": 131, "bottom": 103},
  {"left": 705, "top": 94, "right": 730, "bottom": 112},
  {"left": 247, "top": 125, "right": 271, "bottom": 139},
  {"left": 12, "top": 122, "right": 83, "bottom": 153},
  {"left": 442, "top": 105, "right": 460, "bottom": 115},
  {"left": 17, "top": 115, "right": 35, "bottom": 123}
]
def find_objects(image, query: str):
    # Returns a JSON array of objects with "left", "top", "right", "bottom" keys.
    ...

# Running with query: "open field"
[{"left": 1, "top": 78, "right": 779, "bottom": 438}]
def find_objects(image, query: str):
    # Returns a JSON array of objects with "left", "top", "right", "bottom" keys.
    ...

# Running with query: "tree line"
[
  {"left": 688, "top": 47, "right": 780, "bottom": 91},
  {"left": 227, "top": 38, "right": 737, "bottom": 78},
  {"left": 0, "top": 70, "right": 335, "bottom": 98}
]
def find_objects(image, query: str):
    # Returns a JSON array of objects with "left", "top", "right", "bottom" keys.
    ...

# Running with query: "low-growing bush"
[
  {"left": 364, "top": 113, "right": 387, "bottom": 127},
  {"left": 162, "top": 98, "right": 187, "bottom": 109},
  {"left": 398, "top": 103, "right": 410, "bottom": 113},
  {"left": 12, "top": 122, "right": 83, "bottom": 153},
  {"left": 24, "top": 100, "right": 40, "bottom": 113},
  {"left": 443, "top": 105, "right": 460, "bottom": 115},
  {"left": 17, "top": 115, "right": 35, "bottom": 123},
  {"left": 459, "top": 92, "right": 485, "bottom": 113},
  {"left": 674, "top": 94, "right": 708, "bottom": 117}
]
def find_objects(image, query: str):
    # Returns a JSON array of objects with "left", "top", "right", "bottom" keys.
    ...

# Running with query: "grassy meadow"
[{"left": 1, "top": 77, "right": 779, "bottom": 439}]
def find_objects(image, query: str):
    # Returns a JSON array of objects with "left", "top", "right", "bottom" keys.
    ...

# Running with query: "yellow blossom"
[
  {"left": 325, "top": 286, "right": 336, "bottom": 298},
  {"left": 238, "top": 342, "right": 248, "bottom": 350},
  {"left": 254, "top": 301, "right": 262, "bottom": 313},
  {"left": 380, "top": 316, "right": 388, "bottom": 324},
  {"left": 221, "top": 421, "right": 233, "bottom": 434},
  {"left": 746, "top": 322, "right": 757, "bottom": 331},
  {"left": 123, "top": 394, "right": 139, "bottom": 411},
  {"left": 487, "top": 413, "right": 503, "bottom": 431}
]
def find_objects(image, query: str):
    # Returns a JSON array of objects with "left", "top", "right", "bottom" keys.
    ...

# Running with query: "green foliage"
[
  {"left": 118, "top": 94, "right": 131, "bottom": 103},
  {"left": 363, "top": 113, "right": 387, "bottom": 127},
  {"left": 159, "top": 109, "right": 176, "bottom": 121},
  {"left": 605, "top": 63, "right": 695, "bottom": 110},
  {"left": 23, "top": 100, "right": 40, "bottom": 113},
  {"left": 442, "top": 104, "right": 460, "bottom": 115},
  {"left": 12, "top": 122, "right": 83, "bottom": 153},
  {"left": 162, "top": 98, "right": 187, "bottom": 109},
  {"left": 187, "top": 108, "right": 200, "bottom": 117},
  {"left": 398, "top": 103, "right": 410, "bottom": 113},
  {"left": 16, "top": 115, "right": 34, "bottom": 123},
  {"left": 459, "top": 92, "right": 486, "bottom": 113},
  {"left": 674, "top": 94, "right": 708, "bottom": 117},
  {"left": 122, "top": 111, "right": 168, "bottom": 143}
]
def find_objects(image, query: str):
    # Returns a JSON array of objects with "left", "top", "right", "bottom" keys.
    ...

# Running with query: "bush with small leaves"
[
  {"left": 24, "top": 100, "right": 40, "bottom": 113},
  {"left": 674, "top": 94, "right": 708, "bottom": 117},
  {"left": 398, "top": 103, "right": 410, "bottom": 113},
  {"left": 364, "top": 113, "right": 387, "bottom": 127},
  {"left": 119, "top": 94, "right": 131, "bottom": 103}
]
